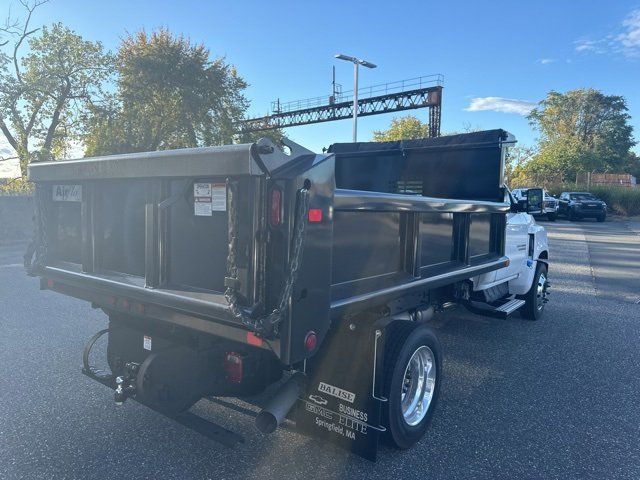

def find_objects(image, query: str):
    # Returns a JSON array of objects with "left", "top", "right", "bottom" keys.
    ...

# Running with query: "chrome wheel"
[
  {"left": 536, "top": 272, "right": 548, "bottom": 312},
  {"left": 400, "top": 346, "right": 436, "bottom": 426}
]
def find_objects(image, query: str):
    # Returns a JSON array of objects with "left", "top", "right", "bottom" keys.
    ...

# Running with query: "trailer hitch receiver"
[{"left": 114, "top": 363, "right": 139, "bottom": 405}]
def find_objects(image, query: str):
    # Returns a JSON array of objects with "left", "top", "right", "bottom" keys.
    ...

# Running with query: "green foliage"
[
  {"left": 0, "top": 18, "right": 111, "bottom": 176},
  {"left": 537, "top": 184, "right": 640, "bottom": 217},
  {"left": 372, "top": 115, "right": 429, "bottom": 142},
  {"left": 582, "top": 186, "right": 640, "bottom": 216},
  {"left": 505, "top": 145, "right": 535, "bottom": 185},
  {"left": 0, "top": 177, "right": 33, "bottom": 194},
  {"left": 85, "top": 29, "right": 250, "bottom": 155},
  {"left": 625, "top": 151, "right": 640, "bottom": 179},
  {"left": 527, "top": 89, "right": 636, "bottom": 178}
]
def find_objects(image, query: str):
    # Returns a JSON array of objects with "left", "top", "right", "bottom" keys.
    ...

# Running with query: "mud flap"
[{"left": 294, "top": 315, "right": 390, "bottom": 461}]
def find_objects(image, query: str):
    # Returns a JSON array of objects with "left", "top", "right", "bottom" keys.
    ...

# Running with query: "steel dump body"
[{"left": 28, "top": 131, "right": 512, "bottom": 366}]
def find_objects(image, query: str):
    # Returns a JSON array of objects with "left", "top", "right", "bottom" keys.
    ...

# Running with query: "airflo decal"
[{"left": 318, "top": 382, "right": 356, "bottom": 403}]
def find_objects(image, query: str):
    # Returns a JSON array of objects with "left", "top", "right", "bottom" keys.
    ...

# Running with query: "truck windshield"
[{"left": 570, "top": 193, "right": 597, "bottom": 200}]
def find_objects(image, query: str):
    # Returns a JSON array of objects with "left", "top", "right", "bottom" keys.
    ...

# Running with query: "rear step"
[{"left": 465, "top": 298, "right": 526, "bottom": 319}]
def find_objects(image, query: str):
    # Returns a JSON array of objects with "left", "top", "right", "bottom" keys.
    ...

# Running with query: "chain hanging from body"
[{"left": 224, "top": 180, "right": 310, "bottom": 338}]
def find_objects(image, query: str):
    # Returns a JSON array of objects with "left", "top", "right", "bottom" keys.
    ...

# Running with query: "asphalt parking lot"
[{"left": 1, "top": 218, "right": 639, "bottom": 480}]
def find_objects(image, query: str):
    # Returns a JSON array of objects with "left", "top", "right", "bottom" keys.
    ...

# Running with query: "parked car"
[
  {"left": 512, "top": 188, "right": 559, "bottom": 221},
  {"left": 558, "top": 191, "right": 607, "bottom": 222}
]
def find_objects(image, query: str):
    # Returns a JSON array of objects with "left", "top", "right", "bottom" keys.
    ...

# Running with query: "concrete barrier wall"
[{"left": 0, "top": 195, "right": 34, "bottom": 246}]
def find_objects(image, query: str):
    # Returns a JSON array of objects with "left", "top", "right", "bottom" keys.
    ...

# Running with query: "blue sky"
[{"left": 2, "top": 0, "right": 640, "bottom": 157}]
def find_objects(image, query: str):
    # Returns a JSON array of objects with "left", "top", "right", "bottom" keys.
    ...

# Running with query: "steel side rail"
[{"left": 333, "top": 188, "right": 511, "bottom": 213}]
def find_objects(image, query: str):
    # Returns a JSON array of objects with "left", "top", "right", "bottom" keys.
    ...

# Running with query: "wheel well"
[{"left": 538, "top": 250, "right": 549, "bottom": 263}]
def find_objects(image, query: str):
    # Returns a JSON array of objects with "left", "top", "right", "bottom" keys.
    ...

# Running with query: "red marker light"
[
  {"left": 46, "top": 279, "right": 54, "bottom": 288},
  {"left": 269, "top": 188, "right": 282, "bottom": 227},
  {"left": 308, "top": 208, "right": 323, "bottom": 223},
  {"left": 304, "top": 331, "right": 318, "bottom": 351},
  {"left": 246, "top": 332, "right": 263, "bottom": 347}
]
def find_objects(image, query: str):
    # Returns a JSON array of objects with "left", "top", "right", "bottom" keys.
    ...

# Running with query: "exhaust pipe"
[{"left": 255, "top": 372, "right": 306, "bottom": 434}]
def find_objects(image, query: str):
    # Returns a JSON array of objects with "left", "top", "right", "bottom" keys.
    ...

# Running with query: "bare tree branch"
[{"left": 0, "top": 117, "right": 19, "bottom": 151}]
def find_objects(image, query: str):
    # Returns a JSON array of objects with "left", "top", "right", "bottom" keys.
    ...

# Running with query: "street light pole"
[
  {"left": 353, "top": 62, "right": 358, "bottom": 142},
  {"left": 335, "top": 54, "right": 377, "bottom": 142}
]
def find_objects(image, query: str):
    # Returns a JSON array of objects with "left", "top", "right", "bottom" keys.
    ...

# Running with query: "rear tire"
[
  {"left": 382, "top": 324, "right": 442, "bottom": 449},
  {"left": 597, "top": 214, "right": 606, "bottom": 222},
  {"left": 520, "top": 264, "right": 548, "bottom": 321},
  {"left": 547, "top": 212, "right": 557, "bottom": 222}
]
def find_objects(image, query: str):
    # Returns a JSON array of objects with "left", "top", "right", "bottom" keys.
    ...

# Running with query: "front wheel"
[
  {"left": 547, "top": 212, "right": 557, "bottom": 221},
  {"left": 383, "top": 324, "right": 442, "bottom": 449},
  {"left": 597, "top": 214, "right": 606, "bottom": 222},
  {"left": 520, "top": 264, "right": 548, "bottom": 320}
]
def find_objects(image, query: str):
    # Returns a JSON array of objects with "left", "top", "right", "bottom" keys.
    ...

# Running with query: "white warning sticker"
[
  {"left": 194, "top": 182, "right": 226, "bottom": 215},
  {"left": 194, "top": 182, "right": 212, "bottom": 216},
  {"left": 211, "top": 183, "right": 227, "bottom": 211},
  {"left": 194, "top": 182, "right": 212, "bottom": 197},
  {"left": 143, "top": 335, "right": 152, "bottom": 351}
]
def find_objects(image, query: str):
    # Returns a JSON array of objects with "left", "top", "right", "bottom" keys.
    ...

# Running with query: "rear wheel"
[
  {"left": 520, "top": 264, "right": 548, "bottom": 321},
  {"left": 383, "top": 324, "right": 442, "bottom": 449},
  {"left": 547, "top": 212, "right": 557, "bottom": 221},
  {"left": 597, "top": 213, "right": 606, "bottom": 222}
]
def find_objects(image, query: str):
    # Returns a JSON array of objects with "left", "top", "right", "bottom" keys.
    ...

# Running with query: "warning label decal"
[{"left": 194, "top": 182, "right": 226, "bottom": 216}]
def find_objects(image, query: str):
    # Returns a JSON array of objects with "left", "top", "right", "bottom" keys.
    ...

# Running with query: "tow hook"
[{"left": 114, "top": 362, "right": 139, "bottom": 405}]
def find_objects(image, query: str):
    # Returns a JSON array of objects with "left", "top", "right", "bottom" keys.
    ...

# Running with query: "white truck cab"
[{"left": 469, "top": 187, "right": 550, "bottom": 320}]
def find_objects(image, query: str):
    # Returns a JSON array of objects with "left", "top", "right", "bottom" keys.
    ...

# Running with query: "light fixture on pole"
[{"left": 334, "top": 54, "right": 377, "bottom": 142}]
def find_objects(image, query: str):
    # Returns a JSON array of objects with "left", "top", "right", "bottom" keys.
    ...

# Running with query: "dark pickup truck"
[
  {"left": 558, "top": 191, "right": 607, "bottom": 221},
  {"left": 26, "top": 129, "right": 549, "bottom": 460}
]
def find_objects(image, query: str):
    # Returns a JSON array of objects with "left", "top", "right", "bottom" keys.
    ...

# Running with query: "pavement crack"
[{"left": 580, "top": 225, "right": 600, "bottom": 297}]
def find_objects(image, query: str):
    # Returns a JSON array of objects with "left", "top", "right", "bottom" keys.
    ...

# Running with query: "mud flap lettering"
[{"left": 295, "top": 316, "right": 389, "bottom": 461}]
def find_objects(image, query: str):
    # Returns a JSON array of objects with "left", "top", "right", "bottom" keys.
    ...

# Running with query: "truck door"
[{"left": 494, "top": 212, "right": 529, "bottom": 282}]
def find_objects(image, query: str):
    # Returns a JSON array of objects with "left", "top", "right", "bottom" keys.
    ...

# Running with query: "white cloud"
[
  {"left": 617, "top": 8, "right": 640, "bottom": 56},
  {"left": 465, "top": 97, "right": 537, "bottom": 115},
  {"left": 539, "top": 58, "right": 556, "bottom": 64},
  {"left": 575, "top": 8, "right": 640, "bottom": 58},
  {"left": 575, "top": 39, "right": 600, "bottom": 53}
]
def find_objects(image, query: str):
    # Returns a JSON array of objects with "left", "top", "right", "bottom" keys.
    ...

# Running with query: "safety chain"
[{"left": 224, "top": 180, "right": 311, "bottom": 338}]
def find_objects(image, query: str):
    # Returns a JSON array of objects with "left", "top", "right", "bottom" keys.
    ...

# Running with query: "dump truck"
[{"left": 26, "top": 129, "right": 550, "bottom": 460}]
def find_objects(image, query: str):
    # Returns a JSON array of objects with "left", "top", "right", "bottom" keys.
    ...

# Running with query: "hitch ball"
[
  {"left": 114, "top": 373, "right": 137, "bottom": 406},
  {"left": 114, "top": 377, "right": 126, "bottom": 405}
]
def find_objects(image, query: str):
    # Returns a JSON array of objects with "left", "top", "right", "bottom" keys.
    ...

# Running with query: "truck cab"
[{"left": 470, "top": 186, "right": 549, "bottom": 320}]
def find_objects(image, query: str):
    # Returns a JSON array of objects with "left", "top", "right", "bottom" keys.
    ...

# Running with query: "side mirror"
[{"left": 526, "top": 188, "right": 543, "bottom": 215}]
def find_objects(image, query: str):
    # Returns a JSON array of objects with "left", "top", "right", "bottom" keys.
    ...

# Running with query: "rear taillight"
[
  {"left": 269, "top": 188, "right": 282, "bottom": 227},
  {"left": 308, "top": 208, "right": 323, "bottom": 223},
  {"left": 224, "top": 352, "right": 243, "bottom": 384}
]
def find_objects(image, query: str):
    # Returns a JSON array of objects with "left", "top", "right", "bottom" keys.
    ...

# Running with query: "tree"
[
  {"left": 527, "top": 89, "right": 636, "bottom": 177},
  {"left": 85, "top": 29, "right": 252, "bottom": 155},
  {"left": 504, "top": 145, "right": 535, "bottom": 185},
  {"left": 0, "top": 1, "right": 111, "bottom": 176},
  {"left": 372, "top": 115, "right": 429, "bottom": 142},
  {"left": 624, "top": 150, "right": 640, "bottom": 179}
]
